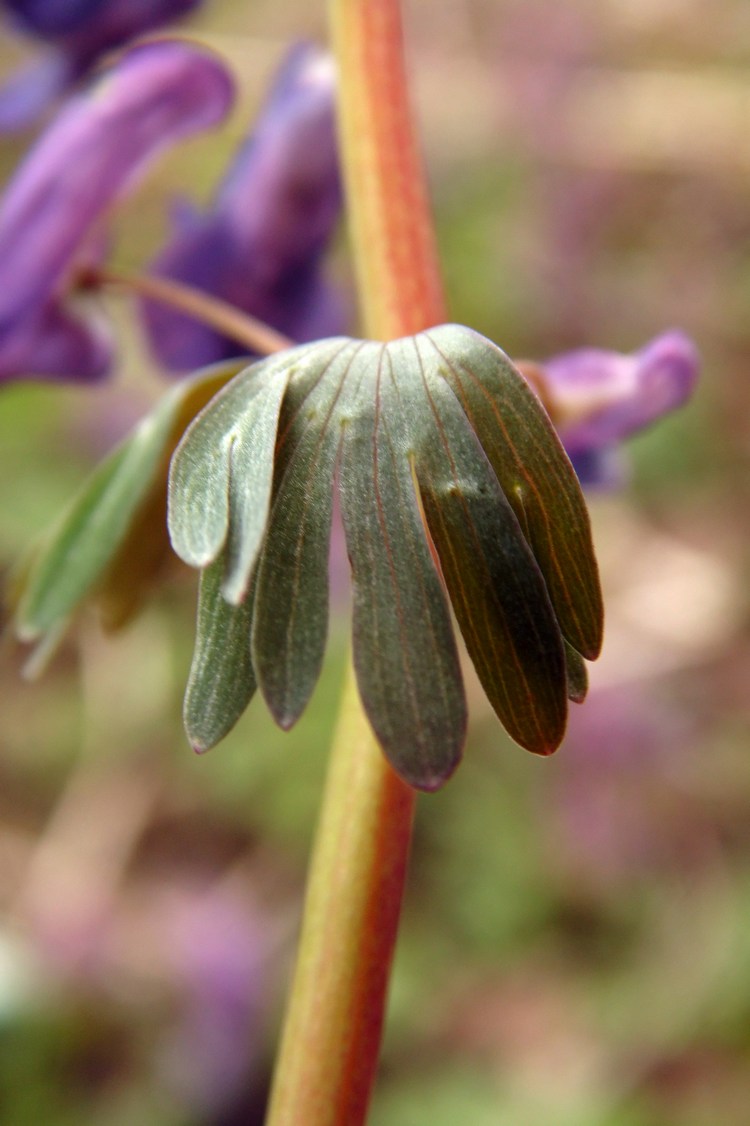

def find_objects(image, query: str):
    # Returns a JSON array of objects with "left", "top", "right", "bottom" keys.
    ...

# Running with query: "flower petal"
[
  {"left": 0, "top": 50, "right": 72, "bottom": 132},
  {"left": 423, "top": 325, "right": 603, "bottom": 661},
  {"left": 0, "top": 2, "right": 206, "bottom": 129},
  {"left": 0, "top": 300, "right": 111, "bottom": 382},
  {"left": 141, "top": 43, "right": 344, "bottom": 371},
  {"left": 544, "top": 330, "right": 700, "bottom": 452},
  {"left": 339, "top": 344, "right": 467, "bottom": 791}
]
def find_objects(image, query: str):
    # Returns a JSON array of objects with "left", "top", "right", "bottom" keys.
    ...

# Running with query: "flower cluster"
[{"left": 0, "top": 25, "right": 698, "bottom": 478}]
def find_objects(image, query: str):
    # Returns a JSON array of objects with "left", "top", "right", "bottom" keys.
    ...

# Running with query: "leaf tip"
[{"left": 274, "top": 710, "right": 298, "bottom": 733}]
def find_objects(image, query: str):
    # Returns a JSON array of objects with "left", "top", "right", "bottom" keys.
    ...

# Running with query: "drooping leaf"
[
  {"left": 184, "top": 553, "right": 257, "bottom": 752},
  {"left": 389, "top": 335, "right": 567, "bottom": 755},
  {"left": 340, "top": 343, "right": 467, "bottom": 791},
  {"left": 423, "top": 325, "right": 603, "bottom": 660},
  {"left": 252, "top": 340, "right": 357, "bottom": 728},
  {"left": 15, "top": 361, "right": 241, "bottom": 650}
]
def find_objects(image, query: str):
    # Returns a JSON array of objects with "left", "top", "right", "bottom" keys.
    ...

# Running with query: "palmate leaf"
[
  {"left": 11, "top": 322, "right": 602, "bottom": 790},
  {"left": 171, "top": 327, "right": 602, "bottom": 790},
  {"left": 14, "top": 360, "right": 243, "bottom": 660}
]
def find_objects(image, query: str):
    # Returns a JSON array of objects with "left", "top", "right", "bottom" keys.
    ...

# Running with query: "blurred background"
[{"left": 0, "top": 0, "right": 749, "bottom": 1123}]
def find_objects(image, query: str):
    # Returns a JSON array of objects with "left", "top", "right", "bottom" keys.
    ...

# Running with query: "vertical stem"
[
  {"left": 266, "top": 0, "right": 448, "bottom": 1122},
  {"left": 333, "top": 0, "right": 447, "bottom": 340},
  {"left": 266, "top": 665, "right": 415, "bottom": 1124}
]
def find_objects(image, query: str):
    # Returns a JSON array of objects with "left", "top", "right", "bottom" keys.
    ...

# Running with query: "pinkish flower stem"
[
  {"left": 265, "top": 0, "right": 448, "bottom": 1122},
  {"left": 91, "top": 267, "right": 293, "bottom": 357}
]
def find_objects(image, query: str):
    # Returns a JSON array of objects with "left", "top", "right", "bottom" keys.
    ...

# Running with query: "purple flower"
[
  {"left": 0, "top": 40, "right": 234, "bottom": 382},
  {"left": 141, "top": 42, "right": 346, "bottom": 373},
  {"left": 520, "top": 331, "right": 700, "bottom": 485},
  {"left": 159, "top": 887, "right": 269, "bottom": 1115},
  {"left": 0, "top": 0, "right": 203, "bottom": 130}
]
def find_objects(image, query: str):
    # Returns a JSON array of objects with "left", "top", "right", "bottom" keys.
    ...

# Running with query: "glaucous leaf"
[
  {"left": 184, "top": 553, "right": 258, "bottom": 752},
  {"left": 339, "top": 344, "right": 467, "bottom": 790},
  {"left": 252, "top": 341, "right": 355, "bottom": 729},
  {"left": 564, "top": 640, "right": 589, "bottom": 704},
  {"left": 170, "top": 328, "right": 603, "bottom": 788},
  {"left": 168, "top": 341, "right": 345, "bottom": 602}
]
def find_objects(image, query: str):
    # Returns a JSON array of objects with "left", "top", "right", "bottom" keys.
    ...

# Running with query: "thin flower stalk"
[{"left": 93, "top": 267, "right": 293, "bottom": 358}]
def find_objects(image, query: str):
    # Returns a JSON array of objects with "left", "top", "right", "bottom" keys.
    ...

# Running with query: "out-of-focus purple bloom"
[
  {"left": 544, "top": 685, "right": 693, "bottom": 890},
  {"left": 0, "top": 0, "right": 203, "bottom": 130},
  {"left": 0, "top": 301, "right": 112, "bottom": 382},
  {"left": 0, "top": 40, "right": 234, "bottom": 382},
  {"left": 141, "top": 42, "right": 346, "bottom": 373},
  {"left": 521, "top": 331, "right": 700, "bottom": 485},
  {"left": 159, "top": 887, "right": 269, "bottom": 1116}
]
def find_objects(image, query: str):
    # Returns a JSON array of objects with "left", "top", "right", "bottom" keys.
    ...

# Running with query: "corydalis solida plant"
[{"left": 5, "top": 0, "right": 701, "bottom": 1119}]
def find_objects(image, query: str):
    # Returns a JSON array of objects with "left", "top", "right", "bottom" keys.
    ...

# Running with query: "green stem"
[
  {"left": 91, "top": 268, "right": 293, "bottom": 356},
  {"left": 266, "top": 0, "right": 448, "bottom": 1123}
]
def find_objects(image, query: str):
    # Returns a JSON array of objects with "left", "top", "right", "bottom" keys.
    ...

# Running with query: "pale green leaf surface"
[
  {"left": 253, "top": 342, "right": 359, "bottom": 728},
  {"left": 184, "top": 553, "right": 257, "bottom": 752},
  {"left": 340, "top": 344, "right": 467, "bottom": 791},
  {"left": 168, "top": 352, "right": 293, "bottom": 587}
]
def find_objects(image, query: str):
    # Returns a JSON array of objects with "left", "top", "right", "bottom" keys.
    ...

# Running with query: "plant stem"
[
  {"left": 266, "top": 664, "right": 415, "bottom": 1124},
  {"left": 266, "top": 0, "right": 448, "bottom": 1123},
  {"left": 90, "top": 267, "right": 292, "bottom": 356},
  {"left": 332, "top": 0, "right": 447, "bottom": 340}
]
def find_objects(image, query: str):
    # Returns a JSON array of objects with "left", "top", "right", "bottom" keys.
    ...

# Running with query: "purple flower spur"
[
  {"left": 140, "top": 42, "right": 346, "bottom": 373},
  {"left": 0, "top": 40, "right": 234, "bottom": 383}
]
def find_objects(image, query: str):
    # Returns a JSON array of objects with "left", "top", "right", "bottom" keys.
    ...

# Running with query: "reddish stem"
[{"left": 333, "top": 0, "right": 447, "bottom": 339}]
